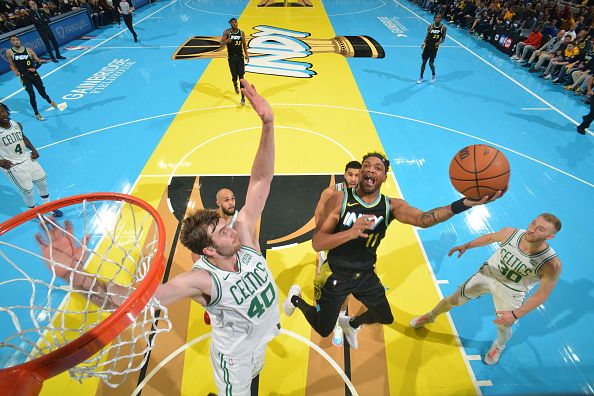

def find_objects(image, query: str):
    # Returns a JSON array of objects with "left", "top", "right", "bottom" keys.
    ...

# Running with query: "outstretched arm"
[
  {"left": 448, "top": 226, "right": 515, "bottom": 258},
  {"left": 234, "top": 79, "right": 274, "bottom": 251},
  {"left": 494, "top": 257, "right": 561, "bottom": 326},
  {"left": 391, "top": 191, "right": 502, "bottom": 229},
  {"left": 36, "top": 219, "right": 211, "bottom": 308}
]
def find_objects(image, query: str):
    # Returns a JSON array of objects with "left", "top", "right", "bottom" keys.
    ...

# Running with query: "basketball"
[{"left": 449, "top": 144, "right": 510, "bottom": 200}]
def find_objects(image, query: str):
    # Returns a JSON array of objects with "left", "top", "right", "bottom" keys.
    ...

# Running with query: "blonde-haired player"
[
  {"left": 410, "top": 214, "right": 562, "bottom": 365},
  {"left": 0, "top": 103, "right": 62, "bottom": 216}
]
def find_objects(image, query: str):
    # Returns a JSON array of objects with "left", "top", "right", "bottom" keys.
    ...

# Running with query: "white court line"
[
  {"left": 0, "top": 0, "right": 178, "bottom": 103},
  {"left": 393, "top": 0, "right": 594, "bottom": 137},
  {"left": 477, "top": 380, "right": 493, "bottom": 387},
  {"left": 167, "top": 125, "right": 356, "bottom": 184},
  {"left": 437, "top": 279, "right": 449, "bottom": 284},
  {"left": 383, "top": 45, "right": 459, "bottom": 48},
  {"left": 182, "top": 0, "right": 382, "bottom": 17},
  {"left": 100, "top": 45, "right": 179, "bottom": 49},
  {"left": 35, "top": 103, "right": 594, "bottom": 189},
  {"left": 467, "top": 355, "right": 482, "bottom": 361},
  {"left": 521, "top": 108, "right": 554, "bottom": 111},
  {"left": 270, "top": 243, "right": 298, "bottom": 250},
  {"left": 131, "top": 329, "right": 359, "bottom": 396},
  {"left": 389, "top": 171, "right": 482, "bottom": 396}
]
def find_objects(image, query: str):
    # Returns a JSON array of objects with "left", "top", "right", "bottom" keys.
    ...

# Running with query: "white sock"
[{"left": 496, "top": 325, "right": 512, "bottom": 348}]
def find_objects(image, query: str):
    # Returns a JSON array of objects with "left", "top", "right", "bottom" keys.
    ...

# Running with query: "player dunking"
[
  {"left": 38, "top": 80, "right": 277, "bottom": 396},
  {"left": 410, "top": 214, "right": 562, "bottom": 365},
  {"left": 284, "top": 152, "right": 503, "bottom": 349},
  {"left": 314, "top": 160, "right": 361, "bottom": 346},
  {"left": 417, "top": 13, "right": 447, "bottom": 84},
  {"left": 0, "top": 103, "right": 62, "bottom": 216},
  {"left": 5, "top": 36, "right": 60, "bottom": 121},
  {"left": 221, "top": 18, "right": 249, "bottom": 106}
]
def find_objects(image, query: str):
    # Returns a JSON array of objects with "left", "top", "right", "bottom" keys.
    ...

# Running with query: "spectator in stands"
[
  {"left": 560, "top": 4, "right": 575, "bottom": 30},
  {"left": 542, "top": 19, "right": 558, "bottom": 38},
  {"left": 512, "top": 26, "right": 543, "bottom": 63},
  {"left": 79, "top": 0, "right": 100, "bottom": 28},
  {"left": 542, "top": 41, "right": 579, "bottom": 79},
  {"left": 526, "top": 30, "right": 567, "bottom": 71},
  {"left": 57, "top": 0, "right": 72, "bottom": 13}
]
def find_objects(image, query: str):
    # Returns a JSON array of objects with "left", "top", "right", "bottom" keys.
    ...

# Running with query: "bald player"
[{"left": 216, "top": 188, "right": 238, "bottom": 227}]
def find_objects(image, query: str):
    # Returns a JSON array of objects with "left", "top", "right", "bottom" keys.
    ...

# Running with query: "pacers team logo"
[{"left": 172, "top": 25, "right": 385, "bottom": 78}]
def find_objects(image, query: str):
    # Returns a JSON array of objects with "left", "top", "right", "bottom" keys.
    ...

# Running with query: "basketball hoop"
[{"left": 0, "top": 193, "right": 171, "bottom": 395}]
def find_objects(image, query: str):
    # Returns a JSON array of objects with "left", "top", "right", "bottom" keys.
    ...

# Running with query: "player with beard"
[
  {"left": 283, "top": 152, "right": 503, "bottom": 349},
  {"left": 410, "top": 214, "right": 562, "bottom": 365},
  {"left": 216, "top": 188, "right": 238, "bottom": 226}
]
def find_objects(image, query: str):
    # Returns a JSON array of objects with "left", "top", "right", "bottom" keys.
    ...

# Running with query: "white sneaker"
[
  {"left": 484, "top": 341, "right": 505, "bottom": 365},
  {"left": 409, "top": 313, "right": 435, "bottom": 328},
  {"left": 511, "top": 55, "right": 518, "bottom": 60},
  {"left": 332, "top": 323, "right": 343, "bottom": 347},
  {"left": 544, "top": 74, "right": 552, "bottom": 80},
  {"left": 338, "top": 315, "right": 360, "bottom": 350},
  {"left": 416, "top": 78, "right": 424, "bottom": 84},
  {"left": 283, "top": 285, "right": 301, "bottom": 317},
  {"left": 431, "top": 75, "right": 437, "bottom": 83}
]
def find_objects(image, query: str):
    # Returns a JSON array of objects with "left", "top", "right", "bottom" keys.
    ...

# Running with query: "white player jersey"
[
  {"left": 228, "top": 210, "right": 238, "bottom": 228},
  {"left": 486, "top": 229, "right": 558, "bottom": 293},
  {"left": 0, "top": 120, "right": 27, "bottom": 164},
  {"left": 193, "top": 246, "right": 280, "bottom": 356}
]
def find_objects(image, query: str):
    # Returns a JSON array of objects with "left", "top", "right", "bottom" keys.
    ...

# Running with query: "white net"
[{"left": 0, "top": 197, "right": 172, "bottom": 387}]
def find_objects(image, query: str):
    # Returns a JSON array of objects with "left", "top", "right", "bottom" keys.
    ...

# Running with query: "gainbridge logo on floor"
[{"left": 172, "top": 26, "right": 385, "bottom": 78}]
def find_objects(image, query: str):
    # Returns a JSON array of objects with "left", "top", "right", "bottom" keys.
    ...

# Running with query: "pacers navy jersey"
[
  {"left": 227, "top": 28, "right": 244, "bottom": 58},
  {"left": 327, "top": 187, "right": 393, "bottom": 271},
  {"left": 426, "top": 23, "right": 444, "bottom": 46}
]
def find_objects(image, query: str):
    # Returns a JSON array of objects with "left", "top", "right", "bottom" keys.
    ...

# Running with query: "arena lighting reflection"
[{"left": 462, "top": 204, "right": 493, "bottom": 234}]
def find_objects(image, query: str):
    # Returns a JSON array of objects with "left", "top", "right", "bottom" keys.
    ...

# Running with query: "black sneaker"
[
  {"left": 529, "top": 67, "right": 538, "bottom": 73},
  {"left": 57, "top": 55, "right": 66, "bottom": 60},
  {"left": 522, "top": 62, "right": 531, "bottom": 67},
  {"left": 234, "top": 85, "right": 239, "bottom": 94},
  {"left": 53, "top": 209, "right": 64, "bottom": 217}
]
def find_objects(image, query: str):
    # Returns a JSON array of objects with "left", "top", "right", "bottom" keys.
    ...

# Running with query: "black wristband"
[
  {"left": 451, "top": 198, "right": 471, "bottom": 214},
  {"left": 511, "top": 310, "right": 518, "bottom": 320}
]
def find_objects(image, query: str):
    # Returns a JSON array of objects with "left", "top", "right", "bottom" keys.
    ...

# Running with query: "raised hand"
[
  {"left": 35, "top": 219, "right": 89, "bottom": 281},
  {"left": 240, "top": 78, "right": 273, "bottom": 124},
  {"left": 463, "top": 188, "right": 504, "bottom": 207}
]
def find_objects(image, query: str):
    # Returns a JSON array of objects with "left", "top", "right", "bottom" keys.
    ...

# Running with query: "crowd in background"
[
  {"left": 1, "top": 0, "right": 123, "bottom": 34},
  {"left": 413, "top": 0, "right": 594, "bottom": 102}
]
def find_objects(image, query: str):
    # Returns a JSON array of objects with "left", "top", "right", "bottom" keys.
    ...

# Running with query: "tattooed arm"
[{"left": 390, "top": 193, "right": 502, "bottom": 228}]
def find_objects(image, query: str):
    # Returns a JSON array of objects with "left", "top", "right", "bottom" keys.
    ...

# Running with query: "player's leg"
[
  {"left": 211, "top": 349, "right": 252, "bottom": 396},
  {"left": 429, "top": 50, "right": 437, "bottom": 82},
  {"left": 21, "top": 77, "right": 42, "bottom": 119},
  {"left": 31, "top": 74, "right": 56, "bottom": 108},
  {"left": 331, "top": 298, "right": 348, "bottom": 346},
  {"left": 418, "top": 51, "right": 429, "bottom": 83},
  {"left": 484, "top": 285, "right": 524, "bottom": 365},
  {"left": 313, "top": 260, "right": 347, "bottom": 346},
  {"left": 286, "top": 267, "right": 352, "bottom": 337},
  {"left": 4, "top": 161, "right": 35, "bottom": 208},
  {"left": 229, "top": 58, "right": 240, "bottom": 93},
  {"left": 410, "top": 264, "right": 490, "bottom": 328},
  {"left": 30, "top": 161, "right": 62, "bottom": 217},
  {"left": 339, "top": 270, "right": 393, "bottom": 349},
  {"left": 238, "top": 60, "right": 246, "bottom": 105}
]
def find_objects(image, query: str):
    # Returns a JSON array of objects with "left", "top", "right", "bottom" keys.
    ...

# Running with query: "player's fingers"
[
  {"left": 35, "top": 233, "right": 48, "bottom": 248},
  {"left": 64, "top": 220, "right": 74, "bottom": 236}
]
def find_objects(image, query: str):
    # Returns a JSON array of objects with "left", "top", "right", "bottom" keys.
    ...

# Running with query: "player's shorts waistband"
[{"left": 329, "top": 264, "right": 374, "bottom": 279}]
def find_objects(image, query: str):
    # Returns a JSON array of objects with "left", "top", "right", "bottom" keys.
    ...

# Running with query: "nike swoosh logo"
[{"left": 346, "top": 202, "right": 359, "bottom": 207}]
